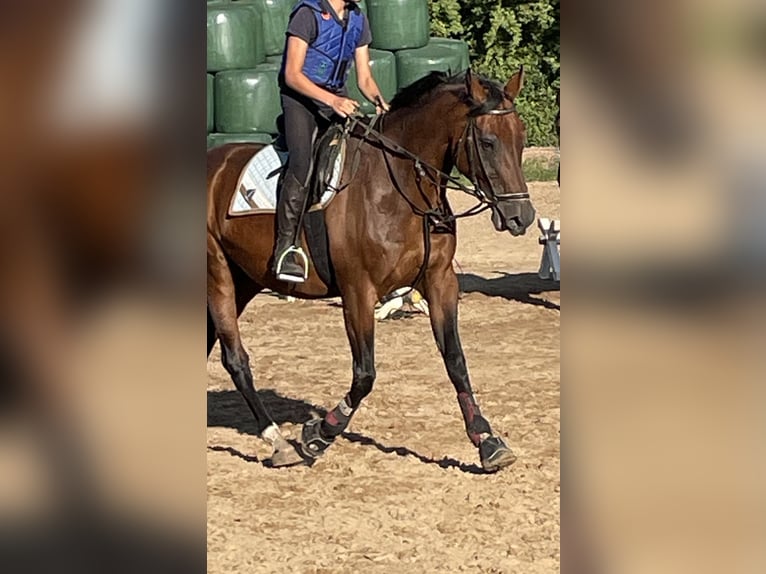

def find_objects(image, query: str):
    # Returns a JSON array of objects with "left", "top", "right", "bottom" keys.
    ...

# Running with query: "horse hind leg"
[
  {"left": 207, "top": 236, "right": 302, "bottom": 467},
  {"left": 422, "top": 264, "right": 517, "bottom": 472},
  {"left": 301, "top": 284, "right": 377, "bottom": 458},
  {"left": 208, "top": 268, "right": 261, "bottom": 358},
  {"left": 207, "top": 305, "right": 218, "bottom": 358}
]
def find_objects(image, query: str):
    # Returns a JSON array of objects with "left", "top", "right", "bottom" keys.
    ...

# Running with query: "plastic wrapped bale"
[
  {"left": 234, "top": 0, "right": 293, "bottom": 56},
  {"left": 367, "top": 0, "right": 429, "bottom": 51},
  {"left": 395, "top": 40, "right": 467, "bottom": 90},
  {"left": 428, "top": 37, "right": 470, "bottom": 73},
  {"left": 208, "top": 133, "right": 275, "bottom": 149},
  {"left": 215, "top": 69, "right": 281, "bottom": 134},
  {"left": 207, "top": 74, "right": 215, "bottom": 133},
  {"left": 207, "top": 4, "right": 265, "bottom": 72},
  {"left": 256, "top": 61, "right": 281, "bottom": 73},
  {"left": 254, "top": 61, "right": 282, "bottom": 127},
  {"left": 346, "top": 49, "right": 397, "bottom": 115},
  {"left": 265, "top": 54, "right": 284, "bottom": 65}
]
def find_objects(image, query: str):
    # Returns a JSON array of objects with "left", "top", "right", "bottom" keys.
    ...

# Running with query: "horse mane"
[{"left": 388, "top": 70, "right": 507, "bottom": 117}]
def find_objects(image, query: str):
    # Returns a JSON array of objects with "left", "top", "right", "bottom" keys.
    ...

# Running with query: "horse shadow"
[
  {"left": 458, "top": 272, "right": 560, "bottom": 310},
  {"left": 207, "top": 389, "right": 489, "bottom": 475}
]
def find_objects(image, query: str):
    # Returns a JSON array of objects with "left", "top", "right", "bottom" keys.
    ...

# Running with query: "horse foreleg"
[
  {"left": 301, "top": 284, "right": 377, "bottom": 458},
  {"left": 208, "top": 235, "right": 301, "bottom": 467},
  {"left": 422, "top": 265, "right": 517, "bottom": 472}
]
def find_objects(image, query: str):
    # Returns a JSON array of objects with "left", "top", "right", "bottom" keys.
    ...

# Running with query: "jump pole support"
[{"left": 537, "top": 217, "right": 560, "bottom": 281}]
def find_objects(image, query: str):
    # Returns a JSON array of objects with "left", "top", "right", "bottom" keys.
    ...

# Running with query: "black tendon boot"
[{"left": 273, "top": 172, "right": 309, "bottom": 283}]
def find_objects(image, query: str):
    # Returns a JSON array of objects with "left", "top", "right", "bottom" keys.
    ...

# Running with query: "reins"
[{"left": 344, "top": 111, "right": 527, "bottom": 208}]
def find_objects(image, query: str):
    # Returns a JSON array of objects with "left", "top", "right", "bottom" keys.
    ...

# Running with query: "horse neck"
[{"left": 381, "top": 95, "right": 461, "bottom": 203}]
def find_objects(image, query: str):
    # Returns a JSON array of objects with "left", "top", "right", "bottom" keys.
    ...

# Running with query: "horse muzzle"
[{"left": 491, "top": 199, "right": 536, "bottom": 236}]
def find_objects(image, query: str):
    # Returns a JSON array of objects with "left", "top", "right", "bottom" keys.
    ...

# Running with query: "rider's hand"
[
  {"left": 375, "top": 96, "right": 390, "bottom": 115},
  {"left": 331, "top": 96, "right": 360, "bottom": 118}
]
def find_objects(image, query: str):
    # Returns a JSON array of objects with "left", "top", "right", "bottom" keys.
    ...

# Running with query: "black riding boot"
[{"left": 273, "top": 172, "right": 308, "bottom": 283}]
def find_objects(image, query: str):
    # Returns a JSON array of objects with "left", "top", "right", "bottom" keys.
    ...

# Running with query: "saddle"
[
  {"left": 307, "top": 123, "right": 347, "bottom": 208},
  {"left": 228, "top": 124, "right": 347, "bottom": 216}
]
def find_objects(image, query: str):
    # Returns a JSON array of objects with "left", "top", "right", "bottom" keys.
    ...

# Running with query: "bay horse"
[{"left": 207, "top": 69, "right": 536, "bottom": 471}]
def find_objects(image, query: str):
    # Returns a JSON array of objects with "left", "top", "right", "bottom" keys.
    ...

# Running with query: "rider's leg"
[
  {"left": 274, "top": 172, "right": 310, "bottom": 282},
  {"left": 273, "top": 97, "right": 319, "bottom": 282}
]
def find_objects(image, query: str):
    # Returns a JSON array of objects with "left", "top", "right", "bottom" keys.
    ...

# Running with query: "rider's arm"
[{"left": 354, "top": 45, "right": 389, "bottom": 113}]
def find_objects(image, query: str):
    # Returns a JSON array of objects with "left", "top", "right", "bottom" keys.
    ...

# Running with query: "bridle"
[
  {"left": 343, "top": 102, "right": 530, "bottom": 217},
  {"left": 461, "top": 106, "right": 531, "bottom": 203},
  {"left": 337, "top": 97, "right": 530, "bottom": 290}
]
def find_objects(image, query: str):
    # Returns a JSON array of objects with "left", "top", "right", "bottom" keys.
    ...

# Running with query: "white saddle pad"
[{"left": 228, "top": 142, "right": 345, "bottom": 217}]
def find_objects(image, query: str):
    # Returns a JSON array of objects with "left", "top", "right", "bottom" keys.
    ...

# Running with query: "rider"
[{"left": 274, "top": 0, "right": 389, "bottom": 283}]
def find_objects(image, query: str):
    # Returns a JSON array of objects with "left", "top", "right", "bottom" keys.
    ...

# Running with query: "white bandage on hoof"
[
  {"left": 338, "top": 397, "right": 353, "bottom": 418},
  {"left": 262, "top": 424, "right": 282, "bottom": 446}
]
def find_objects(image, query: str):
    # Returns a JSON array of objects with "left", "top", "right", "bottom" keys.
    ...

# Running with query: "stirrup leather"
[{"left": 276, "top": 245, "right": 309, "bottom": 282}]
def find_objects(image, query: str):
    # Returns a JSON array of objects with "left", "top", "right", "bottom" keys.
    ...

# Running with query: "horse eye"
[{"left": 480, "top": 138, "right": 496, "bottom": 150}]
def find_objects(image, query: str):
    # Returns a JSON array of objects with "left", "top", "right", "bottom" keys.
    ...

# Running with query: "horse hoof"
[
  {"left": 479, "top": 436, "right": 517, "bottom": 472},
  {"left": 300, "top": 418, "right": 334, "bottom": 459},
  {"left": 266, "top": 439, "right": 304, "bottom": 468}
]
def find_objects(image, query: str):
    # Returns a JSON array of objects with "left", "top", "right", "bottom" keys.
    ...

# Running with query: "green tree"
[
  {"left": 428, "top": 0, "right": 464, "bottom": 37},
  {"left": 429, "top": 0, "right": 559, "bottom": 146}
]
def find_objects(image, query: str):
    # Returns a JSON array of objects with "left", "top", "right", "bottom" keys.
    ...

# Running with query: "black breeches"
[{"left": 281, "top": 94, "right": 332, "bottom": 187}]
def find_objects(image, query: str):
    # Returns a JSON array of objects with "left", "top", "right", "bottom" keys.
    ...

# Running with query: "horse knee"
[
  {"left": 221, "top": 345, "right": 250, "bottom": 381},
  {"left": 444, "top": 349, "right": 466, "bottom": 369}
]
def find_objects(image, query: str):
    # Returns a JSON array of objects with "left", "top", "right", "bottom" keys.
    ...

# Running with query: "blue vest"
[{"left": 282, "top": 0, "right": 364, "bottom": 91}]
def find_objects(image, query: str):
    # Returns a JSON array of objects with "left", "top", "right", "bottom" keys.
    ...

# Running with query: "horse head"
[{"left": 453, "top": 69, "right": 536, "bottom": 236}]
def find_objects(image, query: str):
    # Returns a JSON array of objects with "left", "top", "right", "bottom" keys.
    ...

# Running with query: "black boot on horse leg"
[
  {"left": 424, "top": 263, "right": 517, "bottom": 472},
  {"left": 458, "top": 391, "right": 516, "bottom": 471},
  {"left": 300, "top": 392, "right": 355, "bottom": 457},
  {"left": 273, "top": 172, "right": 309, "bottom": 283},
  {"left": 301, "top": 290, "right": 376, "bottom": 459},
  {"left": 301, "top": 372, "right": 371, "bottom": 457}
]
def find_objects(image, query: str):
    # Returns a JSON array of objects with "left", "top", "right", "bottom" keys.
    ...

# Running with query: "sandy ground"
[{"left": 207, "top": 181, "right": 560, "bottom": 573}]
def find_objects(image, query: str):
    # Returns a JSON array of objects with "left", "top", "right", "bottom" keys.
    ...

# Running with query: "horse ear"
[
  {"left": 464, "top": 68, "right": 486, "bottom": 101},
  {"left": 464, "top": 68, "right": 474, "bottom": 97},
  {"left": 505, "top": 66, "right": 525, "bottom": 100}
]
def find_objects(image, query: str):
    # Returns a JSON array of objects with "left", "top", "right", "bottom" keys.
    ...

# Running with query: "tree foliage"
[{"left": 428, "top": 0, "right": 559, "bottom": 146}]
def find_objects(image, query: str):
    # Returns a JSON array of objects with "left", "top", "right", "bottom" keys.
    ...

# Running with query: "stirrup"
[{"left": 276, "top": 246, "right": 309, "bottom": 283}]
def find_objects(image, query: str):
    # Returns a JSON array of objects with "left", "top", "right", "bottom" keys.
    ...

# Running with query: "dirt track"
[{"left": 207, "top": 181, "right": 560, "bottom": 573}]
